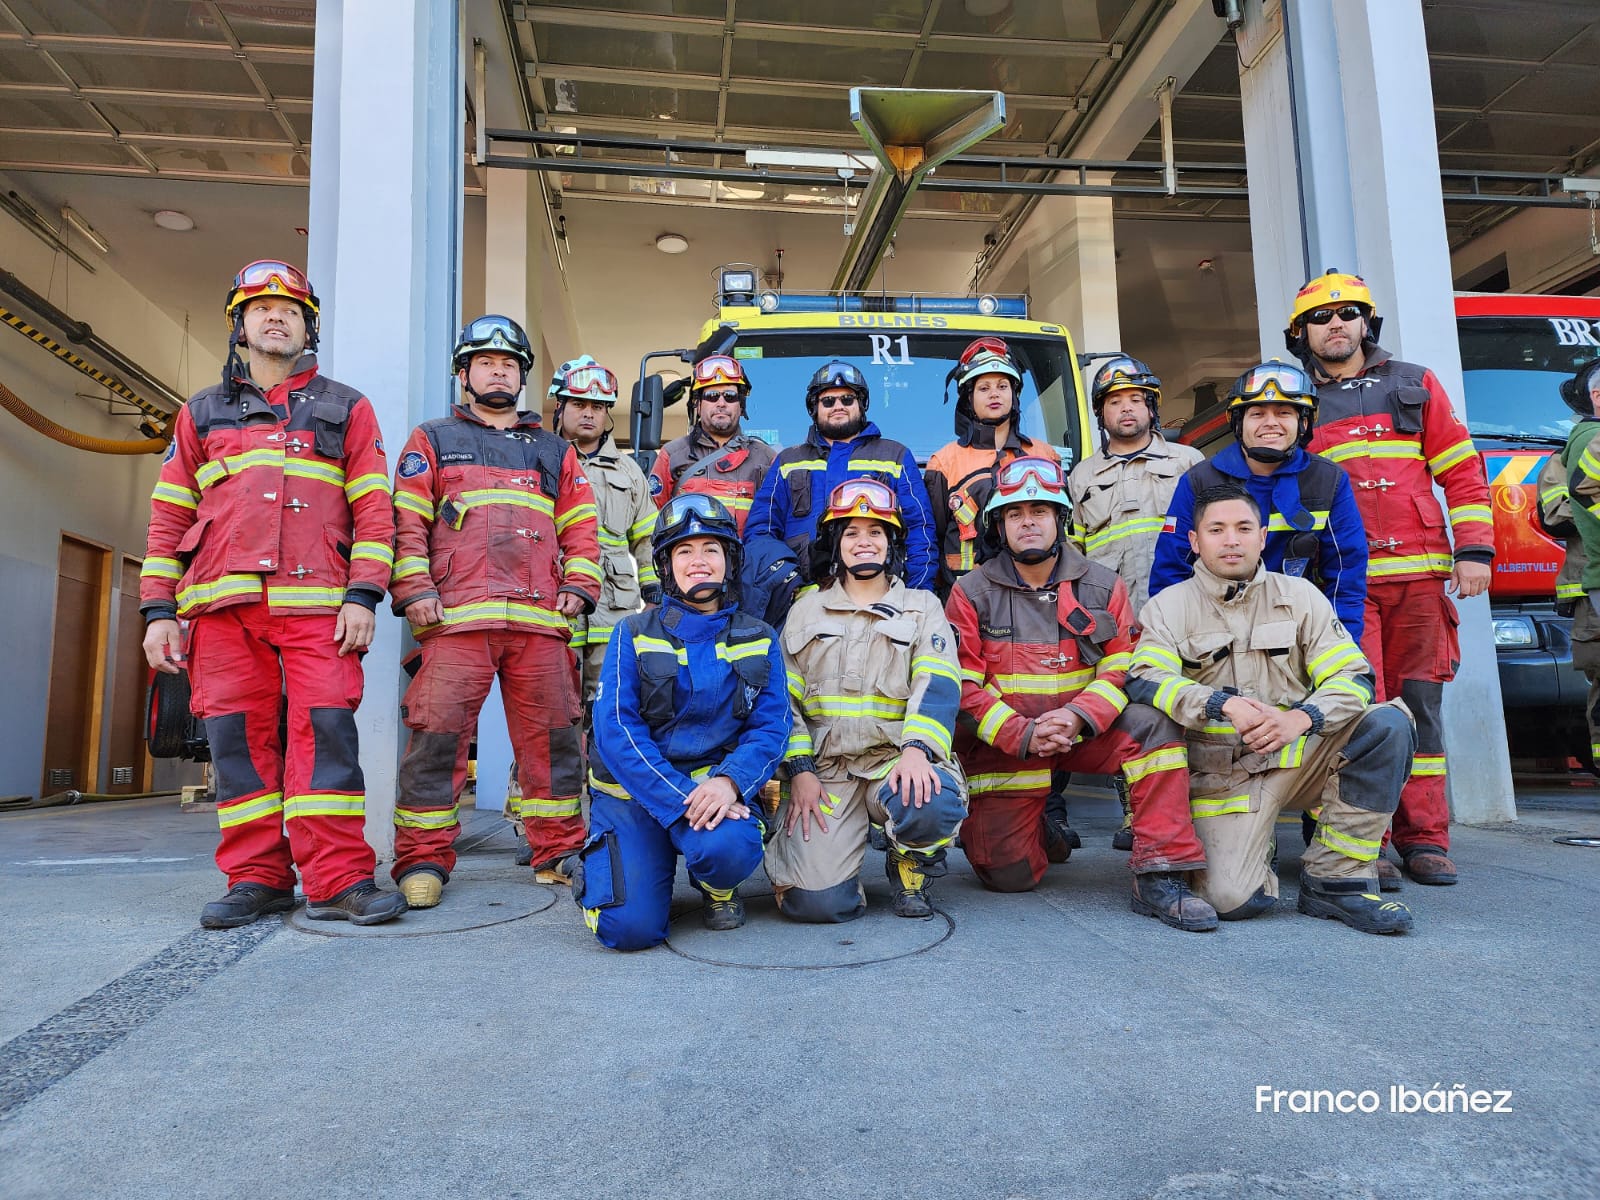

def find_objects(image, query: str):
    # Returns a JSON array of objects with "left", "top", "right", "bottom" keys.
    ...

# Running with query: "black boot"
[
  {"left": 200, "top": 882, "right": 297, "bottom": 929},
  {"left": 1131, "top": 872, "right": 1218, "bottom": 932},
  {"left": 1217, "top": 886, "right": 1276, "bottom": 922},
  {"left": 1043, "top": 781, "right": 1081, "bottom": 857},
  {"left": 886, "top": 849, "right": 934, "bottom": 918},
  {"left": 697, "top": 884, "right": 746, "bottom": 931},
  {"left": 1297, "top": 875, "right": 1412, "bottom": 935},
  {"left": 304, "top": 880, "right": 408, "bottom": 926},
  {"left": 1111, "top": 772, "right": 1134, "bottom": 851}
]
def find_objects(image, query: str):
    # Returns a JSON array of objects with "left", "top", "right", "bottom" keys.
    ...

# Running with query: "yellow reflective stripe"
[
  {"left": 850, "top": 459, "right": 904, "bottom": 476},
  {"left": 177, "top": 574, "right": 262, "bottom": 609},
  {"left": 344, "top": 472, "right": 390, "bottom": 501},
  {"left": 284, "top": 459, "right": 345, "bottom": 487},
  {"left": 597, "top": 529, "right": 629, "bottom": 549},
  {"left": 217, "top": 791, "right": 284, "bottom": 828},
  {"left": 556, "top": 501, "right": 599, "bottom": 534},
  {"left": 1541, "top": 484, "right": 1569, "bottom": 505},
  {"left": 1191, "top": 794, "right": 1250, "bottom": 819},
  {"left": 911, "top": 655, "right": 961, "bottom": 682},
  {"left": 519, "top": 795, "right": 582, "bottom": 818},
  {"left": 195, "top": 448, "right": 286, "bottom": 490},
  {"left": 976, "top": 698, "right": 1020, "bottom": 743},
  {"left": 350, "top": 540, "right": 394, "bottom": 567},
  {"left": 638, "top": 561, "right": 659, "bottom": 586},
  {"left": 1308, "top": 640, "right": 1362, "bottom": 686},
  {"left": 1447, "top": 503, "right": 1492, "bottom": 525},
  {"left": 566, "top": 557, "right": 604, "bottom": 582},
  {"left": 1558, "top": 582, "right": 1585, "bottom": 600},
  {"left": 968, "top": 768, "right": 1053, "bottom": 794},
  {"left": 1367, "top": 553, "right": 1453, "bottom": 577},
  {"left": 995, "top": 668, "right": 1094, "bottom": 694},
  {"left": 1265, "top": 510, "right": 1329, "bottom": 533},
  {"left": 960, "top": 666, "right": 986, "bottom": 685},
  {"left": 1410, "top": 754, "right": 1447, "bottom": 777},
  {"left": 1152, "top": 675, "right": 1194, "bottom": 715},
  {"left": 1083, "top": 515, "right": 1166, "bottom": 553},
  {"left": 1428, "top": 439, "right": 1476, "bottom": 474},
  {"left": 1315, "top": 824, "right": 1380, "bottom": 861},
  {"left": 1580, "top": 442, "right": 1600, "bottom": 480},
  {"left": 1080, "top": 679, "right": 1128, "bottom": 715},
  {"left": 284, "top": 794, "right": 364, "bottom": 820},
  {"left": 802, "top": 695, "right": 909, "bottom": 721},
  {"left": 634, "top": 635, "right": 689, "bottom": 663},
  {"left": 779, "top": 458, "right": 826, "bottom": 478},
  {"left": 392, "top": 555, "right": 430, "bottom": 581},
  {"left": 1200, "top": 722, "right": 1236, "bottom": 735},
  {"left": 1322, "top": 676, "right": 1374, "bottom": 703},
  {"left": 427, "top": 600, "right": 572, "bottom": 634},
  {"left": 1132, "top": 644, "right": 1183, "bottom": 673},
  {"left": 716, "top": 639, "right": 771, "bottom": 663},
  {"left": 588, "top": 772, "right": 631, "bottom": 800},
  {"left": 393, "top": 805, "right": 459, "bottom": 830},
  {"left": 1318, "top": 441, "right": 1424, "bottom": 463},
  {"left": 1123, "top": 745, "right": 1186, "bottom": 782},
  {"left": 141, "top": 556, "right": 184, "bottom": 580},
  {"left": 786, "top": 669, "right": 806, "bottom": 700},
  {"left": 1276, "top": 735, "right": 1308, "bottom": 769},
  {"left": 628, "top": 512, "right": 658, "bottom": 541},
  {"left": 1097, "top": 651, "right": 1132, "bottom": 674},
  {"left": 787, "top": 728, "right": 815, "bottom": 756},
  {"left": 152, "top": 481, "right": 199, "bottom": 509},
  {"left": 458, "top": 487, "right": 556, "bottom": 515},
  {"left": 395, "top": 492, "right": 434, "bottom": 518},
  {"left": 266, "top": 586, "right": 347, "bottom": 607},
  {"left": 903, "top": 712, "right": 953, "bottom": 755}
]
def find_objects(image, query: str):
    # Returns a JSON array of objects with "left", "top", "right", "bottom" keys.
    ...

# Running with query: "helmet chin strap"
[
  {"left": 469, "top": 385, "right": 519, "bottom": 410},
  {"left": 1009, "top": 545, "right": 1058, "bottom": 565},
  {"left": 1243, "top": 443, "right": 1293, "bottom": 464},
  {"left": 684, "top": 580, "right": 728, "bottom": 603},
  {"left": 845, "top": 561, "right": 888, "bottom": 580}
]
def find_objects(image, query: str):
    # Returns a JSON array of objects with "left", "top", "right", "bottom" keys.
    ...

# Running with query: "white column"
[
  {"left": 1237, "top": 0, "right": 1516, "bottom": 824},
  {"left": 308, "top": 0, "right": 463, "bottom": 853}
]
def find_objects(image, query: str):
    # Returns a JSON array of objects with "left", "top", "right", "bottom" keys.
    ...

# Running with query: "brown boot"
[
  {"left": 1401, "top": 848, "right": 1457, "bottom": 886},
  {"left": 1374, "top": 858, "right": 1404, "bottom": 892},
  {"left": 1131, "top": 872, "right": 1218, "bottom": 932}
]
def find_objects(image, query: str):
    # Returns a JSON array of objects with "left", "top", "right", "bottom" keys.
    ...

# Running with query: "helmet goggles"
[
  {"left": 1231, "top": 361, "right": 1315, "bottom": 405},
  {"left": 811, "top": 361, "right": 867, "bottom": 393},
  {"left": 226, "top": 260, "right": 318, "bottom": 321},
  {"left": 691, "top": 354, "right": 749, "bottom": 391},
  {"left": 821, "top": 477, "right": 902, "bottom": 530},
  {"left": 552, "top": 357, "right": 618, "bottom": 401},
  {"left": 454, "top": 315, "right": 534, "bottom": 373}
]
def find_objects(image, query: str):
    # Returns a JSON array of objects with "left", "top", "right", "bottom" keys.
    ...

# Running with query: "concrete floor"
[{"left": 2, "top": 783, "right": 1598, "bottom": 1200}]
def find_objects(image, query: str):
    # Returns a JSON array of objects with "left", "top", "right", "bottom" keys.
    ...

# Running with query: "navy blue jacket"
[
  {"left": 745, "top": 421, "right": 937, "bottom": 591},
  {"left": 1149, "top": 443, "right": 1369, "bottom": 641},
  {"left": 592, "top": 597, "right": 790, "bottom": 830}
]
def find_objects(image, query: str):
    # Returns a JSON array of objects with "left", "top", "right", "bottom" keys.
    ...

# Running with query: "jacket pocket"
[
  {"left": 174, "top": 514, "right": 212, "bottom": 560},
  {"left": 1248, "top": 619, "right": 1302, "bottom": 703},
  {"left": 871, "top": 616, "right": 918, "bottom": 701},
  {"left": 1393, "top": 385, "right": 1429, "bottom": 435},
  {"left": 322, "top": 527, "right": 353, "bottom": 590},
  {"left": 1176, "top": 629, "right": 1236, "bottom": 673},
  {"left": 577, "top": 830, "right": 627, "bottom": 909},
  {"left": 1411, "top": 493, "right": 1446, "bottom": 530}
]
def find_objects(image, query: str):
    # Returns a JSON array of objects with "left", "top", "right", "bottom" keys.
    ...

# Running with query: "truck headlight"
[{"left": 1491, "top": 617, "right": 1536, "bottom": 648}]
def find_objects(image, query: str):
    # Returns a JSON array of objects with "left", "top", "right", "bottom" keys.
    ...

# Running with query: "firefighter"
[
  {"left": 647, "top": 353, "right": 776, "bottom": 532},
  {"left": 746, "top": 360, "right": 938, "bottom": 591},
  {"left": 1128, "top": 483, "right": 1416, "bottom": 935},
  {"left": 925, "top": 336, "right": 1060, "bottom": 595},
  {"left": 387, "top": 315, "right": 602, "bottom": 909},
  {"left": 141, "top": 260, "right": 406, "bottom": 928},
  {"left": 582, "top": 495, "right": 790, "bottom": 950},
  {"left": 767, "top": 479, "right": 967, "bottom": 922},
  {"left": 946, "top": 456, "right": 1213, "bottom": 931},
  {"left": 552, "top": 354, "right": 659, "bottom": 700},
  {"left": 1557, "top": 359, "right": 1600, "bottom": 772},
  {"left": 1068, "top": 355, "right": 1206, "bottom": 852},
  {"left": 1291, "top": 269, "right": 1494, "bottom": 887},
  {"left": 1149, "top": 361, "right": 1369, "bottom": 643}
]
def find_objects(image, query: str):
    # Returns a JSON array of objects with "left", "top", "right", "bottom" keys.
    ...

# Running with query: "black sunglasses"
[
  {"left": 818, "top": 393, "right": 859, "bottom": 409},
  {"left": 1304, "top": 305, "right": 1367, "bottom": 326}
]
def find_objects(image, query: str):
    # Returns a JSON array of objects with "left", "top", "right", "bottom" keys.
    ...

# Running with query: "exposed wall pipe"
[{"left": 0, "top": 376, "right": 170, "bottom": 454}]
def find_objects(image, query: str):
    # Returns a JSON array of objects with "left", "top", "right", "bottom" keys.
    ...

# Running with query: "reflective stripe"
[
  {"left": 849, "top": 458, "right": 904, "bottom": 476},
  {"left": 960, "top": 666, "right": 986, "bottom": 685},
  {"left": 786, "top": 668, "right": 807, "bottom": 700},
  {"left": 284, "top": 459, "right": 346, "bottom": 487},
  {"left": 902, "top": 712, "right": 953, "bottom": 756},
  {"left": 1123, "top": 745, "right": 1186, "bottom": 783},
  {"left": 910, "top": 654, "right": 961, "bottom": 682},
  {"left": 802, "top": 695, "right": 908, "bottom": 721},
  {"left": 975, "top": 698, "right": 1020, "bottom": 744},
  {"left": 1308, "top": 641, "right": 1363, "bottom": 686},
  {"left": 196, "top": 448, "right": 284, "bottom": 489},
  {"left": 395, "top": 492, "right": 434, "bottom": 518},
  {"left": 968, "top": 768, "right": 1053, "bottom": 794},
  {"left": 1079, "top": 679, "right": 1128, "bottom": 715},
  {"left": 1276, "top": 735, "right": 1308, "bottom": 769},
  {"left": 519, "top": 795, "right": 582, "bottom": 818},
  {"left": 1321, "top": 676, "right": 1374, "bottom": 703},
  {"left": 778, "top": 458, "right": 826, "bottom": 478},
  {"left": 566, "top": 556, "right": 604, "bottom": 582},
  {"left": 1191, "top": 794, "right": 1250, "bottom": 819},
  {"left": 556, "top": 501, "right": 599, "bottom": 533},
  {"left": 141, "top": 556, "right": 184, "bottom": 581},
  {"left": 1152, "top": 675, "right": 1194, "bottom": 715},
  {"left": 426, "top": 600, "right": 572, "bottom": 634},
  {"left": 588, "top": 772, "right": 631, "bottom": 800},
  {"left": 267, "top": 586, "right": 347, "bottom": 608},
  {"left": 284, "top": 794, "right": 364, "bottom": 820},
  {"left": 635, "top": 635, "right": 688, "bottom": 663},
  {"left": 1318, "top": 441, "right": 1424, "bottom": 464},
  {"left": 345, "top": 472, "right": 391, "bottom": 502},
  {"left": 458, "top": 487, "right": 556, "bottom": 515},
  {"left": 392, "top": 555, "right": 430, "bottom": 581},
  {"left": 1266, "top": 510, "right": 1329, "bottom": 533},
  {"left": 994, "top": 668, "right": 1093, "bottom": 694},
  {"left": 1447, "top": 503, "right": 1492, "bottom": 526},
  {"left": 217, "top": 791, "right": 284, "bottom": 828},
  {"left": 1083, "top": 515, "right": 1166, "bottom": 553},
  {"left": 1097, "top": 651, "right": 1133, "bottom": 674},
  {"left": 1428, "top": 439, "right": 1477, "bottom": 474},
  {"left": 177, "top": 574, "right": 262, "bottom": 610},
  {"left": 1541, "top": 484, "right": 1569, "bottom": 506},
  {"left": 152, "top": 481, "right": 199, "bottom": 509},
  {"left": 716, "top": 639, "right": 771, "bottom": 663},
  {"left": 787, "top": 727, "right": 815, "bottom": 756},
  {"left": 351, "top": 540, "right": 394, "bottom": 567},
  {"left": 1558, "top": 581, "right": 1585, "bottom": 601},
  {"left": 393, "top": 805, "right": 459, "bottom": 830},
  {"left": 1367, "top": 553, "right": 1453, "bottom": 578},
  {"left": 1315, "top": 824, "right": 1381, "bottom": 861},
  {"left": 1132, "top": 644, "right": 1183, "bottom": 673},
  {"left": 628, "top": 512, "right": 658, "bottom": 541},
  {"left": 1410, "top": 753, "right": 1446, "bottom": 777}
]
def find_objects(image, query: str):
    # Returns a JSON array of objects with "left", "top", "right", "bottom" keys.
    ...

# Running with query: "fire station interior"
[{"left": 2, "top": 0, "right": 1599, "bottom": 806}]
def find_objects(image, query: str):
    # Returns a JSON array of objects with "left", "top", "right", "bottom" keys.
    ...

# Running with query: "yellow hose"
[{"left": 0, "top": 377, "right": 171, "bottom": 454}]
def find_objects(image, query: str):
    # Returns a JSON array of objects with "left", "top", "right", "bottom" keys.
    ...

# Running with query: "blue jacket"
[
  {"left": 1148, "top": 443, "right": 1369, "bottom": 641},
  {"left": 592, "top": 597, "right": 790, "bottom": 830},
  {"left": 746, "top": 421, "right": 938, "bottom": 591}
]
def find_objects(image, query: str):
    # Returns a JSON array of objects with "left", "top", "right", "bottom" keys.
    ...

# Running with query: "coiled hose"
[{"left": 0, "top": 376, "right": 171, "bottom": 454}]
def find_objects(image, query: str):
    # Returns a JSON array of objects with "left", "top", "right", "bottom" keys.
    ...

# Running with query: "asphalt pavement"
[{"left": 2, "top": 781, "right": 1597, "bottom": 1200}]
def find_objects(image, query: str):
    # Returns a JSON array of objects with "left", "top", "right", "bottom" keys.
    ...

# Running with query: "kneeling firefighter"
[{"left": 581, "top": 495, "right": 791, "bottom": 950}]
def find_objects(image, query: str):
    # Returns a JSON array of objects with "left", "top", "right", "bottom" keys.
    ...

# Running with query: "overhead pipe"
[{"left": 0, "top": 376, "right": 170, "bottom": 454}]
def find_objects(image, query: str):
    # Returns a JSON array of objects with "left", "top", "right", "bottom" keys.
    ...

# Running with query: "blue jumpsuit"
[{"left": 583, "top": 596, "right": 791, "bottom": 950}]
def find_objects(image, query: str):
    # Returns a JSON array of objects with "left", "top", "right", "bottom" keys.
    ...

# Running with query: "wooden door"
[
  {"left": 104, "top": 556, "right": 150, "bottom": 793},
  {"left": 41, "top": 535, "right": 109, "bottom": 797}
]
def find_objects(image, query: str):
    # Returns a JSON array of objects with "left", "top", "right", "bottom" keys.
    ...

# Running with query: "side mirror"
[
  {"left": 631, "top": 373, "right": 665, "bottom": 452},
  {"left": 696, "top": 325, "right": 738, "bottom": 361}
]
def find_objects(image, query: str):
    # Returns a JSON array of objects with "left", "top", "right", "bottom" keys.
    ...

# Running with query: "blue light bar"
[{"left": 752, "top": 291, "right": 1028, "bottom": 319}]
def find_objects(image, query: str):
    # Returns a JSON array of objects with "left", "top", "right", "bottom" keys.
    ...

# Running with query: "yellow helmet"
[{"left": 1284, "top": 268, "right": 1382, "bottom": 354}]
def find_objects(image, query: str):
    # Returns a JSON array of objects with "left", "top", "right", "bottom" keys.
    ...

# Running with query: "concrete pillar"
[
  {"left": 1024, "top": 194, "right": 1120, "bottom": 468},
  {"left": 308, "top": 0, "right": 462, "bottom": 853},
  {"left": 1237, "top": 0, "right": 1516, "bottom": 824}
]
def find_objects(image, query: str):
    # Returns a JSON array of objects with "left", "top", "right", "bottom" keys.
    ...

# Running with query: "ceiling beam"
[
  {"left": 0, "top": 31, "right": 312, "bottom": 63},
  {"left": 0, "top": 81, "right": 312, "bottom": 113},
  {"left": 0, "top": 124, "right": 300, "bottom": 151},
  {"left": 201, "top": 2, "right": 305, "bottom": 151},
  {"left": 0, "top": 159, "right": 306, "bottom": 186}
]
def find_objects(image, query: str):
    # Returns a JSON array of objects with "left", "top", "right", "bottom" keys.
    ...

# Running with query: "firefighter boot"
[
  {"left": 534, "top": 853, "right": 578, "bottom": 886},
  {"left": 1042, "top": 780, "right": 1081, "bottom": 859},
  {"left": 1131, "top": 872, "right": 1218, "bottom": 932},
  {"left": 1297, "top": 875, "right": 1413, "bottom": 935},
  {"left": 398, "top": 867, "right": 445, "bottom": 909},
  {"left": 1401, "top": 847, "right": 1458, "bottom": 886},
  {"left": 698, "top": 883, "right": 746, "bottom": 931},
  {"left": 886, "top": 848, "right": 934, "bottom": 918},
  {"left": 200, "top": 882, "right": 297, "bottom": 930},
  {"left": 1111, "top": 772, "right": 1134, "bottom": 852},
  {"left": 1375, "top": 857, "right": 1404, "bottom": 892},
  {"left": 304, "top": 880, "right": 408, "bottom": 926}
]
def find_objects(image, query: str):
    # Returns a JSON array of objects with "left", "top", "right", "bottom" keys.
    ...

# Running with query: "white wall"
[
  {"left": 1449, "top": 207, "right": 1600, "bottom": 295},
  {"left": 0, "top": 174, "right": 221, "bottom": 798}
]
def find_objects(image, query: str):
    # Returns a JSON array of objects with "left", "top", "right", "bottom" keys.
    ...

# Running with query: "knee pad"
[
  {"left": 398, "top": 730, "right": 461, "bottom": 805},
  {"left": 775, "top": 878, "right": 865, "bottom": 923},
  {"left": 203, "top": 712, "right": 264, "bottom": 801},
  {"left": 308, "top": 707, "right": 364, "bottom": 793}
]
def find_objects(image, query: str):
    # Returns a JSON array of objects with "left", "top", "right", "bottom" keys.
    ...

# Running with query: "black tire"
[{"left": 146, "top": 671, "right": 196, "bottom": 759}]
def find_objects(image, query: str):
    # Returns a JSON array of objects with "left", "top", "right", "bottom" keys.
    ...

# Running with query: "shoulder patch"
[
  {"left": 649, "top": 473, "right": 664, "bottom": 497},
  {"left": 931, "top": 633, "right": 948, "bottom": 653},
  {"left": 398, "top": 451, "right": 429, "bottom": 478},
  {"left": 374, "top": 437, "right": 384, "bottom": 454},
  {"left": 575, "top": 474, "right": 589, "bottom": 487},
  {"left": 162, "top": 440, "right": 177, "bottom": 463}
]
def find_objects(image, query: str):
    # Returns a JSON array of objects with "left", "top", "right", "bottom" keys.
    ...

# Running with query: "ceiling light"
[
  {"left": 655, "top": 232, "right": 689, "bottom": 255},
  {"left": 152, "top": 209, "right": 195, "bottom": 231},
  {"left": 60, "top": 205, "right": 110, "bottom": 254}
]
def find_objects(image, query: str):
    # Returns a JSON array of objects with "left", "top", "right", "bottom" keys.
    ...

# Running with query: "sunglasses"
[
  {"left": 817, "top": 392, "right": 859, "bottom": 409},
  {"left": 697, "top": 388, "right": 742, "bottom": 404},
  {"left": 1303, "top": 305, "right": 1367, "bottom": 326},
  {"left": 557, "top": 363, "right": 618, "bottom": 398}
]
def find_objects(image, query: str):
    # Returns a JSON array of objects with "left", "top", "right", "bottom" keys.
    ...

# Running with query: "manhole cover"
[
  {"left": 666, "top": 888, "right": 954, "bottom": 969},
  {"left": 1554, "top": 836, "right": 1600, "bottom": 848},
  {"left": 286, "top": 874, "right": 558, "bottom": 937}
]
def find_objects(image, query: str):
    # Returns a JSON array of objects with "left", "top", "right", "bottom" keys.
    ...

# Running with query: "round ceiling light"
[
  {"left": 152, "top": 209, "right": 195, "bottom": 231},
  {"left": 655, "top": 232, "right": 689, "bottom": 255}
]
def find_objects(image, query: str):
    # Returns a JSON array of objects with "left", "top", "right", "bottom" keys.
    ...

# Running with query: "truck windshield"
[
  {"left": 710, "top": 330, "right": 1084, "bottom": 466},
  {"left": 1458, "top": 316, "right": 1600, "bottom": 442}
]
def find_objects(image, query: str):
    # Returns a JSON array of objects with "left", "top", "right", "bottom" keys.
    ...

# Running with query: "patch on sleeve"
[
  {"left": 162, "top": 440, "right": 177, "bottom": 463},
  {"left": 374, "top": 437, "right": 384, "bottom": 454},
  {"left": 931, "top": 634, "right": 948, "bottom": 653},
  {"left": 575, "top": 474, "right": 589, "bottom": 487},
  {"left": 398, "top": 451, "right": 430, "bottom": 478},
  {"left": 649, "top": 473, "right": 664, "bottom": 497}
]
